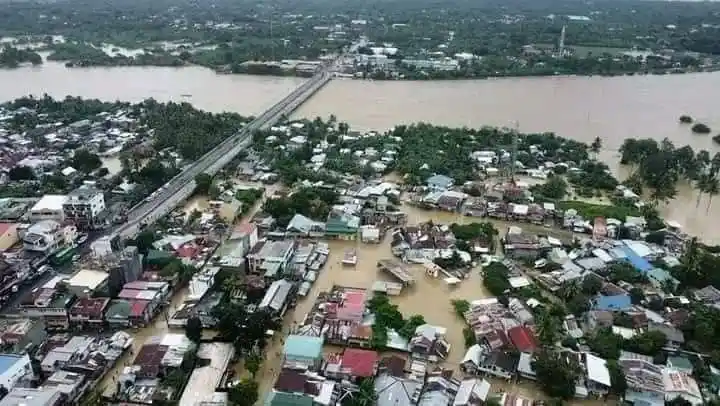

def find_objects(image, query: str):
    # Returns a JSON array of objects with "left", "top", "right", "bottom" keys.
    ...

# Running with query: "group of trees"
[
  {"left": 47, "top": 42, "right": 185, "bottom": 68},
  {"left": 139, "top": 99, "right": 250, "bottom": 161},
  {"left": 0, "top": 45, "right": 42, "bottom": 68},
  {"left": 450, "top": 222, "right": 498, "bottom": 253},
  {"left": 367, "top": 293, "right": 426, "bottom": 349},
  {"left": 482, "top": 261, "right": 511, "bottom": 296},
  {"left": 263, "top": 187, "right": 338, "bottom": 227},
  {"left": 587, "top": 327, "right": 666, "bottom": 359},
  {"left": 620, "top": 138, "right": 720, "bottom": 206}
]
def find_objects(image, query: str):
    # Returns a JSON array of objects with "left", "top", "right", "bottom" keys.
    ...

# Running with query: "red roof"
[
  {"left": 133, "top": 343, "right": 169, "bottom": 377},
  {"left": 129, "top": 300, "right": 150, "bottom": 317},
  {"left": 0, "top": 223, "right": 17, "bottom": 236},
  {"left": 235, "top": 222, "right": 257, "bottom": 236},
  {"left": 69, "top": 297, "right": 110, "bottom": 318},
  {"left": 335, "top": 289, "right": 366, "bottom": 322},
  {"left": 341, "top": 348, "right": 379, "bottom": 377},
  {"left": 176, "top": 243, "right": 200, "bottom": 258},
  {"left": 507, "top": 326, "right": 538, "bottom": 353}
]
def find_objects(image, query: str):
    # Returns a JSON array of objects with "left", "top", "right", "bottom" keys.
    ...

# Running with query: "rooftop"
[
  {"left": 284, "top": 335, "right": 324, "bottom": 359},
  {"left": 30, "top": 195, "right": 67, "bottom": 212},
  {"left": 339, "top": 348, "right": 379, "bottom": 377},
  {"left": 69, "top": 297, "right": 110, "bottom": 318},
  {"left": 0, "top": 354, "right": 27, "bottom": 375},
  {"left": 0, "top": 387, "right": 62, "bottom": 406},
  {"left": 66, "top": 269, "right": 108, "bottom": 290},
  {"left": 507, "top": 325, "right": 538, "bottom": 353}
]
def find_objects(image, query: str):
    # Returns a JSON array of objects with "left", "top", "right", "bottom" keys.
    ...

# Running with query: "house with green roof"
[
  {"left": 325, "top": 211, "right": 360, "bottom": 241},
  {"left": 265, "top": 391, "right": 314, "bottom": 406},
  {"left": 283, "top": 335, "right": 324, "bottom": 370}
]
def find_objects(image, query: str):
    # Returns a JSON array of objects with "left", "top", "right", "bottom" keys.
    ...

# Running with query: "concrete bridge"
[{"left": 104, "top": 69, "right": 332, "bottom": 244}]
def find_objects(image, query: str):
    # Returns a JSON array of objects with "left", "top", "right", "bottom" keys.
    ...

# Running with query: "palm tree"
[
  {"left": 590, "top": 136, "right": 602, "bottom": 158},
  {"left": 695, "top": 174, "right": 710, "bottom": 208},
  {"left": 536, "top": 313, "right": 561, "bottom": 347},
  {"left": 706, "top": 176, "right": 720, "bottom": 213},
  {"left": 559, "top": 280, "right": 580, "bottom": 302}
]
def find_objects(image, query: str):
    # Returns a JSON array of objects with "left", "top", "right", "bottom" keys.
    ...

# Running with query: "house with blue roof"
[
  {"left": 592, "top": 295, "right": 632, "bottom": 312},
  {"left": 0, "top": 353, "right": 33, "bottom": 391},
  {"left": 283, "top": 335, "right": 324, "bottom": 370},
  {"left": 426, "top": 174, "right": 454, "bottom": 191}
]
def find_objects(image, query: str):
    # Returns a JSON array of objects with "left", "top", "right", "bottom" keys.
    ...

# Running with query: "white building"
[
  {"left": 0, "top": 353, "right": 33, "bottom": 391},
  {"left": 664, "top": 369, "right": 703, "bottom": 405},
  {"left": 22, "top": 220, "right": 76, "bottom": 253},
  {"left": 28, "top": 195, "right": 67, "bottom": 224},
  {"left": 63, "top": 185, "right": 105, "bottom": 230}
]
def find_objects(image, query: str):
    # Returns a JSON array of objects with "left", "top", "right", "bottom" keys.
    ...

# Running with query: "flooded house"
[
  {"left": 503, "top": 228, "right": 542, "bottom": 260},
  {"left": 283, "top": 335, "right": 324, "bottom": 370},
  {"left": 409, "top": 324, "right": 451, "bottom": 362},
  {"left": 323, "top": 348, "right": 379, "bottom": 381}
]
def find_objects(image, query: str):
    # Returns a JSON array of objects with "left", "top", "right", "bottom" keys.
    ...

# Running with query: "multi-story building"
[
  {"left": 21, "top": 221, "right": 76, "bottom": 253},
  {"left": 62, "top": 185, "right": 105, "bottom": 230},
  {"left": 28, "top": 195, "right": 67, "bottom": 224}
]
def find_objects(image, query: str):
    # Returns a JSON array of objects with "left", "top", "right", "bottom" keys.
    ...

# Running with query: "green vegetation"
[
  {"left": 235, "top": 188, "right": 264, "bottom": 215},
  {"left": 679, "top": 115, "right": 694, "bottom": 124},
  {"left": 0, "top": 46, "right": 42, "bottom": 68},
  {"left": 482, "top": 261, "right": 511, "bottom": 296},
  {"left": 47, "top": 42, "right": 185, "bottom": 67},
  {"left": 692, "top": 123, "right": 712, "bottom": 134},
  {"left": 531, "top": 175, "right": 567, "bottom": 200},
  {"left": 532, "top": 350, "right": 582, "bottom": 400},
  {"left": 588, "top": 327, "right": 667, "bottom": 362},
  {"left": 451, "top": 299, "right": 470, "bottom": 318},
  {"left": 450, "top": 222, "right": 498, "bottom": 253},
  {"left": 228, "top": 379, "right": 259, "bottom": 406},
  {"left": 557, "top": 200, "right": 639, "bottom": 222},
  {"left": 184, "top": 316, "right": 203, "bottom": 343},
  {"left": 263, "top": 187, "right": 338, "bottom": 227},
  {"left": 619, "top": 138, "right": 714, "bottom": 204},
  {"left": 367, "top": 293, "right": 425, "bottom": 349}
]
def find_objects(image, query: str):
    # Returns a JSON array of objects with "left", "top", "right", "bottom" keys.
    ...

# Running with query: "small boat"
[{"left": 76, "top": 234, "right": 88, "bottom": 245}]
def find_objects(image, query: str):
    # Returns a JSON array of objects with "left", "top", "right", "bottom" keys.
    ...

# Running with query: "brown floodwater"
[
  {"left": 0, "top": 62, "right": 716, "bottom": 239},
  {"left": 253, "top": 202, "right": 605, "bottom": 405}
]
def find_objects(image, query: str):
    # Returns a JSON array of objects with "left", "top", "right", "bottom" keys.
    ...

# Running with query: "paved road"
[{"left": 101, "top": 69, "right": 332, "bottom": 243}]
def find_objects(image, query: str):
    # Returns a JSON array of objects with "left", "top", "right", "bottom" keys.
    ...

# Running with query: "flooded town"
[
  {"left": 1, "top": 2, "right": 720, "bottom": 405},
  {"left": 0, "top": 87, "right": 715, "bottom": 406}
]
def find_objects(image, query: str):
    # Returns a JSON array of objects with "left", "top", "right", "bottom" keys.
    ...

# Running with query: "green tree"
[
  {"left": 532, "top": 350, "right": 581, "bottom": 399},
  {"left": 244, "top": 350, "right": 262, "bottom": 378},
  {"left": 587, "top": 327, "right": 623, "bottom": 359},
  {"left": 228, "top": 379, "right": 259, "bottom": 406},
  {"left": 342, "top": 378, "right": 376, "bottom": 406},
  {"left": 451, "top": 299, "right": 470, "bottom": 318},
  {"left": 194, "top": 173, "right": 213, "bottom": 195},
  {"left": 536, "top": 313, "right": 561, "bottom": 347},
  {"left": 185, "top": 315, "right": 203, "bottom": 343},
  {"left": 71, "top": 149, "right": 102, "bottom": 173},
  {"left": 607, "top": 360, "right": 628, "bottom": 396}
]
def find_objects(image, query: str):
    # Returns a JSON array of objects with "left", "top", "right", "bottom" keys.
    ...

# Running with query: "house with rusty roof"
[
  {"left": 68, "top": 297, "right": 109, "bottom": 329},
  {"left": 323, "top": 348, "right": 379, "bottom": 381},
  {"left": 266, "top": 368, "right": 336, "bottom": 406}
]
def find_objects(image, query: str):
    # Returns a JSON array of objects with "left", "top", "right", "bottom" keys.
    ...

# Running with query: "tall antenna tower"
[
  {"left": 510, "top": 121, "right": 519, "bottom": 182},
  {"left": 558, "top": 25, "right": 566, "bottom": 57},
  {"left": 270, "top": 14, "right": 275, "bottom": 61}
]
